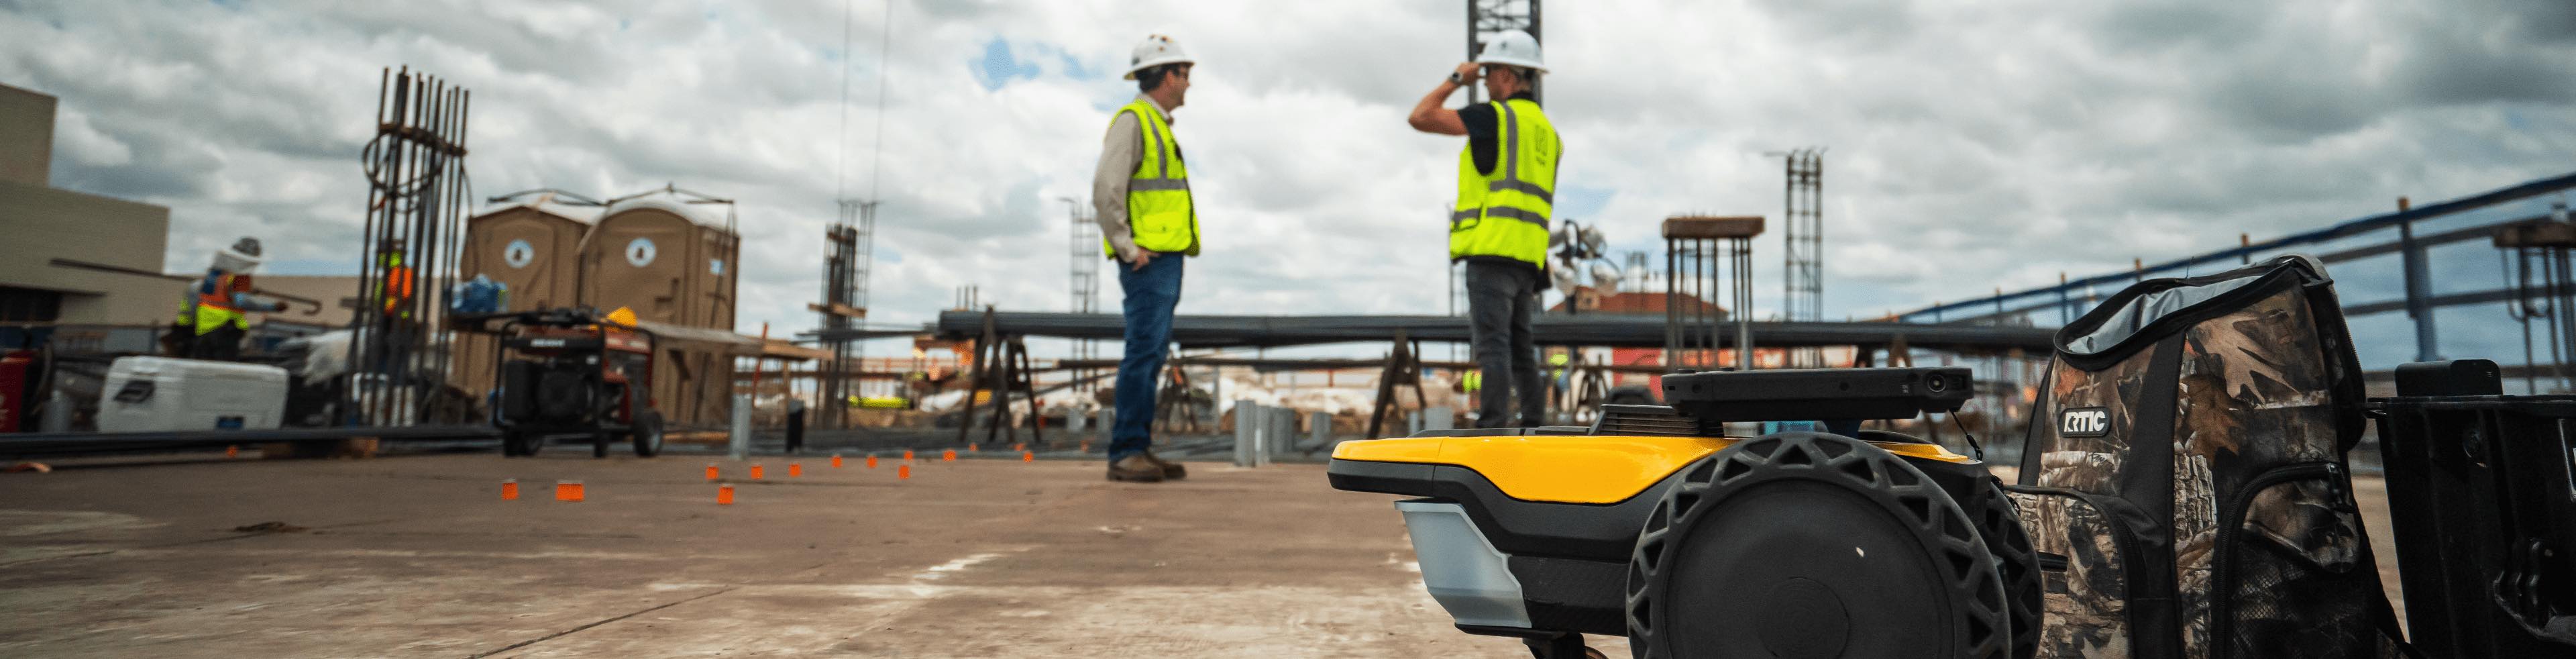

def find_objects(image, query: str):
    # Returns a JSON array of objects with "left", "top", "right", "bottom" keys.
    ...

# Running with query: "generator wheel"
[
  {"left": 499, "top": 430, "right": 523, "bottom": 457},
  {"left": 631, "top": 411, "right": 664, "bottom": 458},
  {"left": 1968, "top": 476, "right": 2044, "bottom": 659},
  {"left": 591, "top": 431, "right": 610, "bottom": 458},
  {"left": 1623, "top": 432, "right": 2010, "bottom": 659}
]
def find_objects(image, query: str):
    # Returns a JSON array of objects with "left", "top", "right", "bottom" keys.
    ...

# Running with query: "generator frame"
[{"left": 470, "top": 308, "right": 665, "bottom": 458}]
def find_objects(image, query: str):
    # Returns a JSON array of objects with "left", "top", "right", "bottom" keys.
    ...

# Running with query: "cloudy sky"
[{"left": 6, "top": 0, "right": 2573, "bottom": 368}]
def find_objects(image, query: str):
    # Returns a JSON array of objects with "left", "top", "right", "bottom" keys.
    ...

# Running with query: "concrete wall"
[
  {"left": 0, "top": 180, "right": 173, "bottom": 325},
  {"left": 0, "top": 83, "right": 55, "bottom": 187}
]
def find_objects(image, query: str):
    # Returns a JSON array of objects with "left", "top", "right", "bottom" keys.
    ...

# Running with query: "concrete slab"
[
  {"left": 1, "top": 454, "right": 2410, "bottom": 658},
  {"left": 0, "top": 454, "right": 1610, "bottom": 658}
]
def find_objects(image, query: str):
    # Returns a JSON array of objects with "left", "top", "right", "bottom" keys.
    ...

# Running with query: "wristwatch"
[{"left": 1448, "top": 72, "right": 1467, "bottom": 85}]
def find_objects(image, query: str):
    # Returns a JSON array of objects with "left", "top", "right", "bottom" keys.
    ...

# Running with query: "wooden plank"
[{"left": 806, "top": 303, "right": 869, "bottom": 319}]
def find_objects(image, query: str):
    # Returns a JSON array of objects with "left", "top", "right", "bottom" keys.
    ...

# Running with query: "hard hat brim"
[
  {"left": 1122, "top": 56, "right": 1196, "bottom": 80},
  {"left": 1473, "top": 55, "right": 1548, "bottom": 74}
]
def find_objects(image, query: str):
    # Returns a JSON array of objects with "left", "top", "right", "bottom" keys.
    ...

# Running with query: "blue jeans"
[{"left": 1111, "top": 254, "right": 1183, "bottom": 462}]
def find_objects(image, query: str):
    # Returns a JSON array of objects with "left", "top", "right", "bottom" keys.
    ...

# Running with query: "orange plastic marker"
[
  {"left": 706, "top": 464, "right": 720, "bottom": 480},
  {"left": 789, "top": 463, "right": 803, "bottom": 477},
  {"left": 225, "top": 445, "right": 239, "bottom": 458},
  {"left": 898, "top": 464, "right": 911, "bottom": 480},
  {"left": 866, "top": 454, "right": 878, "bottom": 468},
  {"left": 501, "top": 479, "right": 519, "bottom": 500},
  {"left": 831, "top": 454, "right": 844, "bottom": 468},
  {"left": 1012, "top": 443, "right": 1024, "bottom": 452},
  {"left": 555, "top": 480, "right": 584, "bottom": 502},
  {"left": 1079, "top": 441, "right": 1090, "bottom": 453},
  {"left": 904, "top": 450, "right": 914, "bottom": 461},
  {"left": 943, "top": 450, "right": 957, "bottom": 462},
  {"left": 750, "top": 464, "right": 765, "bottom": 480},
  {"left": 1022, "top": 451, "right": 1034, "bottom": 462},
  {"left": 717, "top": 484, "right": 735, "bottom": 505},
  {"left": 968, "top": 444, "right": 979, "bottom": 453}
]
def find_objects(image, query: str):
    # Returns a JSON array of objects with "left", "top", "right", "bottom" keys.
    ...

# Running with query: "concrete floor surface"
[{"left": 1, "top": 452, "right": 1582, "bottom": 658}]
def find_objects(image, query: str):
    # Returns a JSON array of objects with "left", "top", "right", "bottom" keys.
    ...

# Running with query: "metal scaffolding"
[
  {"left": 1782, "top": 148, "right": 1825, "bottom": 366},
  {"left": 818, "top": 219, "right": 863, "bottom": 428},
  {"left": 1065, "top": 198, "right": 1102, "bottom": 391},
  {"left": 1664, "top": 216, "right": 1761, "bottom": 372},
  {"left": 1466, "top": 0, "right": 1541, "bottom": 105},
  {"left": 345, "top": 66, "right": 470, "bottom": 426}
]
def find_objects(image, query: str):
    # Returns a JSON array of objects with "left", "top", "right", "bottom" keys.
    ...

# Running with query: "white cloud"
[{"left": 4, "top": 0, "right": 2572, "bottom": 364}]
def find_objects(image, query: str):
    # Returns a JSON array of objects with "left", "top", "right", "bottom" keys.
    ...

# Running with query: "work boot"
[
  {"left": 1142, "top": 451, "right": 1187, "bottom": 480},
  {"left": 1106, "top": 455, "right": 1166, "bottom": 483}
]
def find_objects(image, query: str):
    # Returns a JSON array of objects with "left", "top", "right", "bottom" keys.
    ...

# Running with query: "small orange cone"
[
  {"left": 943, "top": 450, "right": 957, "bottom": 462},
  {"left": 831, "top": 454, "right": 844, "bottom": 468},
  {"left": 717, "top": 484, "right": 735, "bottom": 505},
  {"left": 555, "top": 480, "right": 584, "bottom": 502},
  {"left": 225, "top": 445, "right": 239, "bottom": 459},
  {"left": 904, "top": 450, "right": 914, "bottom": 461},
  {"left": 1012, "top": 443, "right": 1024, "bottom": 452},
  {"left": 898, "top": 464, "right": 911, "bottom": 480},
  {"left": 705, "top": 464, "right": 719, "bottom": 480},
  {"left": 501, "top": 479, "right": 519, "bottom": 500},
  {"left": 789, "top": 463, "right": 803, "bottom": 477},
  {"left": 750, "top": 464, "right": 765, "bottom": 480},
  {"left": 866, "top": 454, "right": 879, "bottom": 468},
  {"left": 1022, "top": 451, "right": 1034, "bottom": 462},
  {"left": 968, "top": 444, "right": 979, "bottom": 454}
]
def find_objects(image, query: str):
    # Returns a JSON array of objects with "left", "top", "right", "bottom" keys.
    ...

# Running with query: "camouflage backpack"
[{"left": 2010, "top": 256, "right": 2411, "bottom": 659}]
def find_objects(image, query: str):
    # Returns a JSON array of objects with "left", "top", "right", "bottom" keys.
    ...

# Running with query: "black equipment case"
[{"left": 2377, "top": 359, "right": 2576, "bottom": 659}]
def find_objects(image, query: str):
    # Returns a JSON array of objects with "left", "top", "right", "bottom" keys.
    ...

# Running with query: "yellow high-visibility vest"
[
  {"left": 1103, "top": 99, "right": 1199, "bottom": 256},
  {"left": 1450, "top": 98, "right": 1558, "bottom": 266}
]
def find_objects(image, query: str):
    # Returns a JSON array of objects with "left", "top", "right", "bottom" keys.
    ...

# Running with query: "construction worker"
[
  {"left": 367, "top": 238, "right": 419, "bottom": 372},
  {"left": 378, "top": 239, "right": 415, "bottom": 319},
  {"left": 1408, "top": 30, "right": 1558, "bottom": 429},
  {"left": 179, "top": 238, "right": 286, "bottom": 361},
  {"left": 1093, "top": 34, "right": 1199, "bottom": 483}
]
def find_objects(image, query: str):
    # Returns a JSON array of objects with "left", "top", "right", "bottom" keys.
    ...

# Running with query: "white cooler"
[{"left": 97, "top": 356, "right": 289, "bottom": 433}]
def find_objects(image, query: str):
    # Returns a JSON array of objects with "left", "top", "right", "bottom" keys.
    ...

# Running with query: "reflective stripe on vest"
[
  {"left": 1103, "top": 99, "right": 1199, "bottom": 257},
  {"left": 1450, "top": 99, "right": 1558, "bottom": 266}
]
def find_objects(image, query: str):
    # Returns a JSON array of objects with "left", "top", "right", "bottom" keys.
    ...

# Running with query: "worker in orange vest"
[
  {"left": 176, "top": 238, "right": 286, "bottom": 361},
  {"left": 378, "top": 239, "right": 415, "bottom": 319}
]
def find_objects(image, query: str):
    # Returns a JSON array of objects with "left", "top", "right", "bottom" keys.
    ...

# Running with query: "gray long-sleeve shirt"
[{"left": 1091, "top": 94, "right": 1173, "bottom": 261}]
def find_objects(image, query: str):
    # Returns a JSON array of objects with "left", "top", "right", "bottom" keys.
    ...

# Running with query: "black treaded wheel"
[
  {"left": 1623, "top": 432, "right": 2011, "bottom": 659},
  {"left": 1968, "top": 476, "right": 2044, "bottom": 659},
  {"left": 630, "top": 410, "right": 664, "bottom": 458},
  {"left": 591, "top": 430, "right": 610, "bottom": 458},
  {"left": 505, "top": 431, "right": 543, "bottom": 457}
]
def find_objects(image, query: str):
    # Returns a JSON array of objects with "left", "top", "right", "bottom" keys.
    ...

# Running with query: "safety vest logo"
[{"left": 2059, "top": 406, "right": 2111, "bottom": 438}]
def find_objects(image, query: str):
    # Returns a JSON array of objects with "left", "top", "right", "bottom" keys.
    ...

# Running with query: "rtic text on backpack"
[{"left": 2060, "top": 407, "right": 2110, "bottom": 438}]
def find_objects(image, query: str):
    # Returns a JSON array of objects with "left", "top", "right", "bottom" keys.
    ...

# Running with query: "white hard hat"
[
  {"left": 1123, "top": 34, "right": 1195, "bottom": 80},
  {"left": 1474, "top": 30, "right": 1546, "bottom": 73},
  {"left": 213, "top": 236, "right": 264, "bottom": 273}
]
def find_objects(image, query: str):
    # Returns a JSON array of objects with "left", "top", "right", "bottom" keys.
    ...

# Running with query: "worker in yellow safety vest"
[
  {"left": 176, "top": 238, "right": 286, "bottom": 360},
  {"left": 1092, "top": 34, "right": 1200, "bottom": 485},
  {"left": 1407, "top": 29, "right": 1559, "bottom": 429}
]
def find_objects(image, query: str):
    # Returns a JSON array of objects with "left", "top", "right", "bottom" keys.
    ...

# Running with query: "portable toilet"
[
  {"left": 451, "top": 201, "right": 593, "bottom": 398},
  {"left": 585, "top": 198, "right": 741, "bottom": 427}
]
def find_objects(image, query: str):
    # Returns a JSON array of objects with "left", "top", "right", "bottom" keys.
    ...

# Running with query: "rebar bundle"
[{"left": 343, "top": 66, "right": 470, "bottom": 426}]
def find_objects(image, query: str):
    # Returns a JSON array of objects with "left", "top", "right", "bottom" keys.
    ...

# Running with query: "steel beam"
[{"left": 919, "top": 311, "right": 2055, "bottom": 352}]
